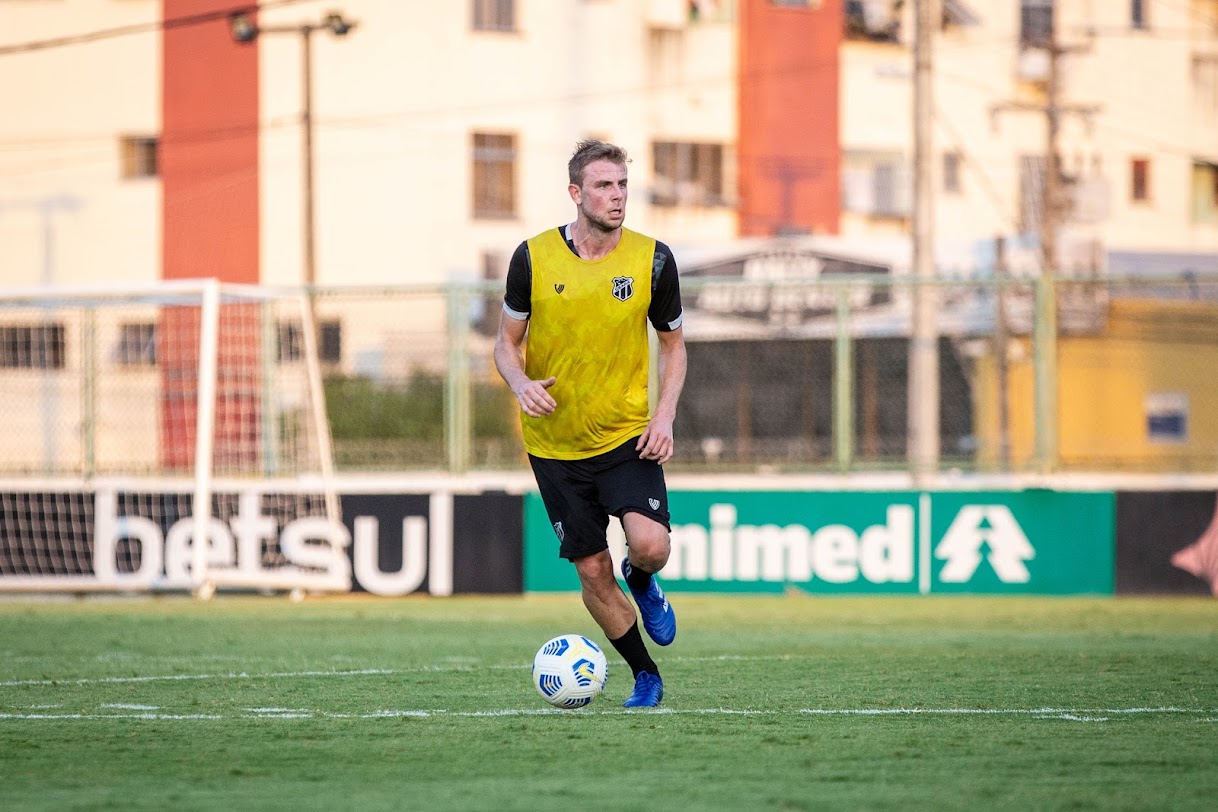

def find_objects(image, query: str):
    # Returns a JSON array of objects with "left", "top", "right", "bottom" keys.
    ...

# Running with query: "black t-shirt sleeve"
[
  {"left": 502, "top": 241, "right": 531, "bottom": 319},
  {"left": 649, "top": 240, "right": 684, "bottom": 332}
]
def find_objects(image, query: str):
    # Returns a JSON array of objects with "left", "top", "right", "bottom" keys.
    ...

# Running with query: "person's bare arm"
[
  {"left": 494, "top": 312, "right": 556, "bottom": 418},
  {"left": 637, "top": 326, "right": 687, "bottom": 464}
]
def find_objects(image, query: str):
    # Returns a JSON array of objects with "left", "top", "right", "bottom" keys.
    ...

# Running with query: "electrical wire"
[{"left": 0, "top": 0, "right": 314, "bottom": 57}]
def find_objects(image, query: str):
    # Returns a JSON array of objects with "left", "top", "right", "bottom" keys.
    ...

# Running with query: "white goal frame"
[{"left": 0, "top": 279, "right": 342, "bottom": 596}]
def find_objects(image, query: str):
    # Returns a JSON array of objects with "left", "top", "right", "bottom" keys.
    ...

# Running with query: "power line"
[
  {"left": 932, "top": 106, "right": 1020, "bottom": 234},
  {"left": 0, "top": 0, "right": 313, "bottom": 57},
  {"left": 937, "top": 69, "right": 1210, "bottom": 162}
]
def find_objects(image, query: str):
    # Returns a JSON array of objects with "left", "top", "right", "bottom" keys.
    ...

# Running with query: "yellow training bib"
[{"left": 522, "top": 227, "right": 655, "bottom": 459}]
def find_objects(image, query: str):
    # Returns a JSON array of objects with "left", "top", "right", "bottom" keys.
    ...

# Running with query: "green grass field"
[{"left": 2, "top": 594, "right": 1217, "bottom": 810}]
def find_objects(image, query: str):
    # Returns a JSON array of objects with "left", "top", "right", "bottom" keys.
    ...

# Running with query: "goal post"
[
  {"left": 0, "top": 279, "right": 345, "bottom": 595},
  {"left": 192, "top": 278, "right": 219, "bottom": 595}
]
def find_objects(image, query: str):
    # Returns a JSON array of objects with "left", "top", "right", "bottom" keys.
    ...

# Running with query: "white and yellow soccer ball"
[{"left": 532, "top": 634, "right": 608, "bottom": 709}]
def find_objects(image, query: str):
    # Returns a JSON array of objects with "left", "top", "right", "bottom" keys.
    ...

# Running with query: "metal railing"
[{"left": 3, "top": 273, "right": 1217, "bottom": 478}]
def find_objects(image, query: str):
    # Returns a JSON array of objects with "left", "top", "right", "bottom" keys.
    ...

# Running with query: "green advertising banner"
[{"left": 524, "top": 490, "right": 1115, "bottom": 595}]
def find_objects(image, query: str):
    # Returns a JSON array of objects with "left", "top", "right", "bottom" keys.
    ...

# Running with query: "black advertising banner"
[
  {"left": 341, "top": 493, "right": 432, "bottom": 596},
  {"left": 341, "top": 492, "right": 523, "bottom": 596},
  {"left": 452, "top": 492, "right": 523, "bottom": 594},
  {"left": 1115, "top": 491, "right": 1218, "bottom": 595},
  {"left": 0, "top": 487, "right": 525, "bottom": 596}
]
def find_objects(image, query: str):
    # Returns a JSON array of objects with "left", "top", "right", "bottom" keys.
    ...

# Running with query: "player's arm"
[
  {"left": 638, "top": 243, "right": 686, "bottom": 464},
  {"left": 494, "top": 312, "right": 556, "bottom": 417},
  {"left": 637, "top": 326, "right": 686, "bottom": 464},
  {"left": 493, "top": 242, "right": 556, "bottom": 418}
]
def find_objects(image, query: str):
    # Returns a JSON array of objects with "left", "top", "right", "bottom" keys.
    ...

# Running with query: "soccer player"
[{"left": 494, "top": 140, "right": 687, "bottom": 708}]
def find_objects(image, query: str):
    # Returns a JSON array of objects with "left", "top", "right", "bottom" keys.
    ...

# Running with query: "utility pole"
[
  {"left": 1037, "top": 19, "right": 1063, "bottom": 473},
  {"left": 230, "top": 11, "right": 357, "bottom": 293},
  {"left": 993, "top": 236, "right": 1011, "bottom": 469},
  {"left": 909, "top": 0, "right": 940, "bottom": 481},
  {"left": 990, "top": 6, "right": 1099, "bottom": 472}
]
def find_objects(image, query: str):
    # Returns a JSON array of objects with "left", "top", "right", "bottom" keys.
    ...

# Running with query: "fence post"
[
  {"left": 81, "top": 307, "right": 96, "bottom": 479},
  {"left": 833, "top": 283, "right": 854, "bottom": 473},
  {"left": 1033, "top": 274, "right": 1058, "bottom": 472},
  {"left": 446, "top": 285, "right": 472, "bottom": 474}
]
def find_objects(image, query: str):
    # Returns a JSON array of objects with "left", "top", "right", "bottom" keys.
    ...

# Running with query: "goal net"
[{"left": 0, "top": 280, "right": 346, "bottom": 594}]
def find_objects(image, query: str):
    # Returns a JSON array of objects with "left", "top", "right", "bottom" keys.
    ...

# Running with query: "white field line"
[
  {"left": 0, "top": 667, "right": 401, "bottom": 688},
  {"left": 2, "top": 660, "right": 1213, "bottom": 724},
  {"left": 0, "top": 706, "right": 1212, "bottom": 722},
  {"left": 0, "top": 655, "right": 798, "bottom": 688}
]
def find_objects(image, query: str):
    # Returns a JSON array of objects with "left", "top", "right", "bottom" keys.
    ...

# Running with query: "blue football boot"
[
  {"left": 621, "top": 558, "right": 676, "bottom": 646},
  {"left": 623, "top": 671, "right": 664, "bottom": 708}
]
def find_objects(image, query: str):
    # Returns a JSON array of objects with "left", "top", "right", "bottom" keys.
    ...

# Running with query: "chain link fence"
[{"left": 3, "top": 273, "right": 1216, "bottom": 477}]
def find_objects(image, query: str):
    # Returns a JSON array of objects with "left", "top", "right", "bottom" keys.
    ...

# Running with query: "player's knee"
[
  {"left": 573, "top": 550, "right": 616, "bottom": 586},
  {"left": 622, "top": 517, "right": 670, "bottom": 572},
  {"left": 631, "top": 544, "right": 669, "bottom": 574}
]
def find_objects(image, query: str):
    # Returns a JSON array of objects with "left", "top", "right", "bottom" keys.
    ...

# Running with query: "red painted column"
[
  {"left": 161, "top": 1, "right": 261, "bottom": 472},
  {"left": 737, "top": 0, "right": 842, "bottom": 236}
]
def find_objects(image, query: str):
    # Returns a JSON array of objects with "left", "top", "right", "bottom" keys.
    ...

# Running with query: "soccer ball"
[{"left": 532, "top": 634, "right": 608, "bottom": 709}]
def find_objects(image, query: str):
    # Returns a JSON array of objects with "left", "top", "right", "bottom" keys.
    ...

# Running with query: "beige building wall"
[
  {"left": 253, "top": 0, "right": 736, "bottom": 292},
  {"left": 841, "top": 0, "right": 1218, "bottom": 264},
  {"left": 0, "top": 0, "right": 161, "bottom": 288},
  {"left": 1, "top": 0, "right": 1215, "bottom": 293}
]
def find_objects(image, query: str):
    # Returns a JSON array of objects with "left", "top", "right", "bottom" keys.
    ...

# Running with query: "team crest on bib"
[
  {"left": 611, "top": 276, "right": 634, "bottom": 302},
  {"left": 554, "top": 284, "right": 564, "bottom": 294}
]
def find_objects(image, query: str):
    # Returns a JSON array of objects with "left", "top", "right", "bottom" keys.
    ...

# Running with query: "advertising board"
[{"left": 525, "top": 490, "right": 1115, "bottom": 595}]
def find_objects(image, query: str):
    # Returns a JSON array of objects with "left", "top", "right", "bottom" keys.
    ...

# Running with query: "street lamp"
[{"left": 229, "top": 10, "right": 357, "bottom": 291}]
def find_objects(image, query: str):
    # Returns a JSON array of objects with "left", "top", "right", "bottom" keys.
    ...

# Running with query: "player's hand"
[
  {"left": 637, "top": 417, "right": 675, "bottom": 464},
  {"left": 513, "top": 376, "right": 557, "bottom": 418}
]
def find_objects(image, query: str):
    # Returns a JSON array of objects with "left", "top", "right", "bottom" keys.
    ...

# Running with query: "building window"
[
  {"left": 472, "top": 133, "right": 517, "bottom": 219},
  {"left": 319, "top": 321, "right": 342, "bottom": 364},
  {"left": 842, "top": 151, "right": 911, "bottom": 218},
  {"left": 1020, "top": 0, "right": 1052, "bottom": 49},
  {"left": 1193, "top": 55, "right": 1218, "bottom": 112},
  {"left": 120, "top": 135, "right": 158, "bottom": 179},
  {"left": 1193, "top": 161, "right": 1218, "bottom": 225},
  {"left": 845, "top": 1, "right": 900, "bottom": 42},
  {"left": 277, "top": 320, "right": 342, "bottom": 363},
  {"left": 651, "top": 141, "right": 726, "bottom": 207},
  {"left": 1131, "top": 0, "right": 1148, "bottom": 30},
  {"left": 942, "top": 0, "right": 981, "bottom": 28},
  {"left": 0, "top": 324, "right": 66, "bottom": 369},
  {"left": 473, "top": 0, "right": 514, "bottom": 32},
  {"left": 943, "top": 152, "right": 962, "bottom": 194},
  {"left": 113, "top": 322, "right": 157, "bottom": 366},
  {"left": 1130, "top": 158, "right": 1151, "bottom": 202}
]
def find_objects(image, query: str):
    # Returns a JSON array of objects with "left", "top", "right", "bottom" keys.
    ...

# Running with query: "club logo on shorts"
[
  {"left": 649, "top": 498, "right": 660, "bottom": 510},
  {"left": 611, "top": 276, "right": 634, "bottom": 302},
  {"left": 553, "top": 521, "right": 565, "bottom": 541},
  {"left": 554, "top": 284, "right": 565, "bottom": 294}
]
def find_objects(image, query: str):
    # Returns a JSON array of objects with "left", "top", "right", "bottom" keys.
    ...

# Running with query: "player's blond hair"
[{"left": 568, "top": 140, "right": 629, "bottom": 187}]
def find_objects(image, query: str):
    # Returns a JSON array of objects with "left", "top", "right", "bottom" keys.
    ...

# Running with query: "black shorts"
[{"left": 529, "top": 435, "right": 670, "bottom": 560}]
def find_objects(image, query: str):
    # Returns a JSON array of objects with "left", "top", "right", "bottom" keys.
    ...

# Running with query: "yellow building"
[{"left": 976, "top": 296, "right": 1218, "bottom": 472}]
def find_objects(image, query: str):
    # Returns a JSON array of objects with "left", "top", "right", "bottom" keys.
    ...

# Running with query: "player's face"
[{"left": 572, "top": 159, "right": 627, "bottom": 233}]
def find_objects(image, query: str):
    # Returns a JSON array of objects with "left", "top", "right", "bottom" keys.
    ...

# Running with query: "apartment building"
[{"left": 2, "top": 0, "right": 1215, "bottom": 290}]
